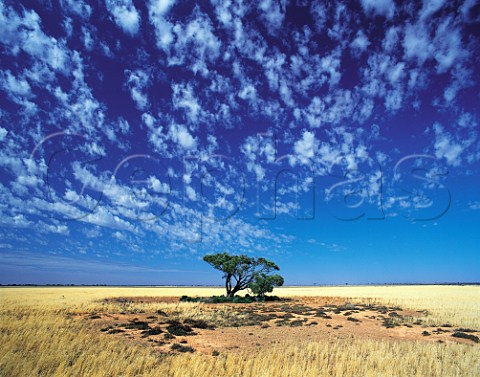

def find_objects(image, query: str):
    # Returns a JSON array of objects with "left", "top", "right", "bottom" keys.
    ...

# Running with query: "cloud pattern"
[{"left": 0, "top": 0, "right": 479, "bottom": 264}]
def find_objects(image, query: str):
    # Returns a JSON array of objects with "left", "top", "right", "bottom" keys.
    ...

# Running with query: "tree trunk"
[
  {"left": 230, "top": 285, "right": 241, "bottom": 297},
  {"left": 225, "top": 274, "right": 232, "bottom": 297}
]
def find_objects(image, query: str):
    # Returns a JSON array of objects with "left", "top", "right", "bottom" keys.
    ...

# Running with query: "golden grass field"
[{"left": 0, "top": 285, "right": 479, "bottom": 377}]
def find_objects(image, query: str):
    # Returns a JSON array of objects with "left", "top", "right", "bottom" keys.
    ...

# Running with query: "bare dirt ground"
[{"left": 77, "top": 296, "right": 480, "bottom": 355}]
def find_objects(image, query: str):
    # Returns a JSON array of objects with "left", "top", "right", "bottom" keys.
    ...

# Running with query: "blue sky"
[{"left": 0, "top": 0, "right": 479, "bottom": 285}]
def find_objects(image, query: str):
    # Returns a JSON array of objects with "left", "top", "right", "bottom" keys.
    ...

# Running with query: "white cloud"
[
  {"left": 419, "top": 0, "right": 446, "bottom": 20},
  {"left": 84, "top": 142, "right": 106, "bottom": 157},
  {"left": 141, "top": 113, "right": 154, "bottom": 129},
  {"left": 84, "top": 207, "right": 135, "bottom": 231},
  {"left": 0, "top": 4, "right": 71, "bottom": 75},
  {"left": 360, "top": 0, "right": 395, "bottom": 19},
  {"left": 60, "top": 0, "right": 92, "bottom": 19},
  {"left": 172, "top": 84, "right": 201, "bottom": 123},
  {"left": 113, "top": 231, "right": 126, "bottom": 240},
  {"left": 384, "top": 89, "right": 403, "bottom": 111},
  {"left": 293, "top": 131, "right": 318, "bottom": 165},
  {"left": 149, "top": 0, "right": 176, "bottom": 16},
  {"left": 403, "top": 23, "right": 431, "bottom": 65},
  {"left": 443, "top": 65, "right": 473, "bottom": 104},
  {"left": 304, "top": 97, "right": 324, "bottom": 128},
  {"left": 106, "top": 0, "right": 141, "bottom": 36},
  {"left": 263, "top": 52, "right": 286, "bottom": 91},
  {"left": 0, "top": 70, "right": 32, "bottom": 97},
  {"left": 258, "top": 0, "right": 286, "bottom": 33},
  {"left": 125, "top": 69, "right": 150, "bottom": 110},
  {"left": 169, "top": 11, "right": 221, "bottom": 75},
  {"left": 211, "top": 0, "right": 239, "bottom": 27},
  {"left": 41, "top": 223, "right": 70, "bottom": 235},
  {"left": 387, "top": 62, "right": 405, "bottom": 84},
  {"left": 403, "top": 18, "right": 466, "bottom": 73},
  {"left": 51, "top": 53, "right": 106, "bottom": 135},
  {"left": 24, "top": 61, "right": 55, "bottom": 85},
  {"left": 279, "top": 80, "right": 294, "bottom": 107},
  {"left": 148, "top": 176, "right": 169, "bottom": 193},
  {"left": 82, "top": 27, "right": 94, "bottom": 50},
  {"left": 469, "top": 201, "right": 480, "bottom": 210},
  {"left": 298, "top": 87, "right": 358, "bottom": 127},
  {"left": 148, "top": 0, "right": 176, "bottom": 50},
  {"left": 320, "top": 50, "right": 342, "bottom": 86},
  {"left": 238, "top": 84, "right": 257, "bottom": 102},
  {"left": 170, "top": 124, "right": 196, "bottom": 150},
  {"left": 143, "top": 115, "right": 169, "bottom": 154},
  {"left": 432, "top": 17, "right": 464, "bottom": 73},
  {"left": 0, "top": 3, "right": 22, "bottom": 51},
  {"left": 23, "top": 18, "right": 68, "bottom": 72},
  {"left": 460, "top": 0, "right": 477, "bottom": 19},
  {"left": 310, "top": 1, "right": 327, "bottom": 32},
  {"left": 457, "top": 112, "right": 477, "bottom": 129},
  {"left": 350, "top": 30, "right": 370, "bottom": 53},
  {"left": 1, "top": 0, "right": 479, "bottom": 259},
  {"left": 0, "top": 127, "right": 7, "bottom": 141},
  {"left": 433, "top": 123, "right": 464, "bottom": 166},
  {"left": 0, "top": 70, "right": 36, "bottom": 114},
  {"left": 382, "top": 27, "right": 399, "bottom": 51},
  {"left": 185, "top": 185, "right": 197, "bottom": 201}
]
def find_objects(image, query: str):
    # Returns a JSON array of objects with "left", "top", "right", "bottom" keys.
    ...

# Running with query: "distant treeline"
[
  {"left": 0, "top": 284, "right": 108, "bottom": 286},
  {"left": 315, "top": 283, "right": 480, "bottom": 286},
  {"left": 1, "top": 283, "right": 479, "bottom": 287},
  {"left": 0, "top": 284, "right": 223, "bottom": 287}
]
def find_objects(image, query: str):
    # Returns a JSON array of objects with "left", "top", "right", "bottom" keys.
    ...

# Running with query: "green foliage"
[
  {"left": 179, "top": 295, "right": 203, "bottom": 303},
  {"left": 210, "top": 295, "right": 254, "bottom": 303},
  {"left": 203, "top": 252, "right": 284, "bottom": 297},
  {"left": 179, "top": 295, "right": 283, "bottom": 304},
  {"left": 179, "top": 295, "right": 255, "bottom": 304},
  {"left": 248, "top": 273, "right": 284, "bottom": 298}
]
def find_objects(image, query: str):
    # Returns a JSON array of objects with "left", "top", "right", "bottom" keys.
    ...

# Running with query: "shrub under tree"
[{"left": 248, "top": 273, "right": 284, "bottom": 298}]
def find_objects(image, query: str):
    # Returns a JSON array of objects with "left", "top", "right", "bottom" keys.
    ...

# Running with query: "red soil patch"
[{"left": 79, "top": 297, "right": 479, "bottom": 355}]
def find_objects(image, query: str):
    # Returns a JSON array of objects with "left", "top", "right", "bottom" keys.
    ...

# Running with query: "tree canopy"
[
  {"left": 203, "top": 252, "right": 284, "bottom": 297},
  {"left": 248, "top": 273, "right": 284, "bottom": 298}
]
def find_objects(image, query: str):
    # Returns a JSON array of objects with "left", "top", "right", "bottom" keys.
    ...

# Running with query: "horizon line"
[{"left": 1, "top": 282, "right": 479, "bottom": 288}]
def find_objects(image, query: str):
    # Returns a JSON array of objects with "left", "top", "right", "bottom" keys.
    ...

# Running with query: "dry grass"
[
  {"left": 0, "top": 286, "right": 479, "bottom": 377},
  {"left": 277, "top": 285, "right": 480, "bottom": 328}
]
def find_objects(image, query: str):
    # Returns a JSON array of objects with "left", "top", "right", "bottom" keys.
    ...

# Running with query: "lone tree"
[{"left": 203, "top": 252, "right": 284, "bottom": 297}]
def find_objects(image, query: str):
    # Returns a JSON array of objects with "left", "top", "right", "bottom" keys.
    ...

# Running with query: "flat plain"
[{"left": 0, "top": 286, "right": 479, "bottom": 376}]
